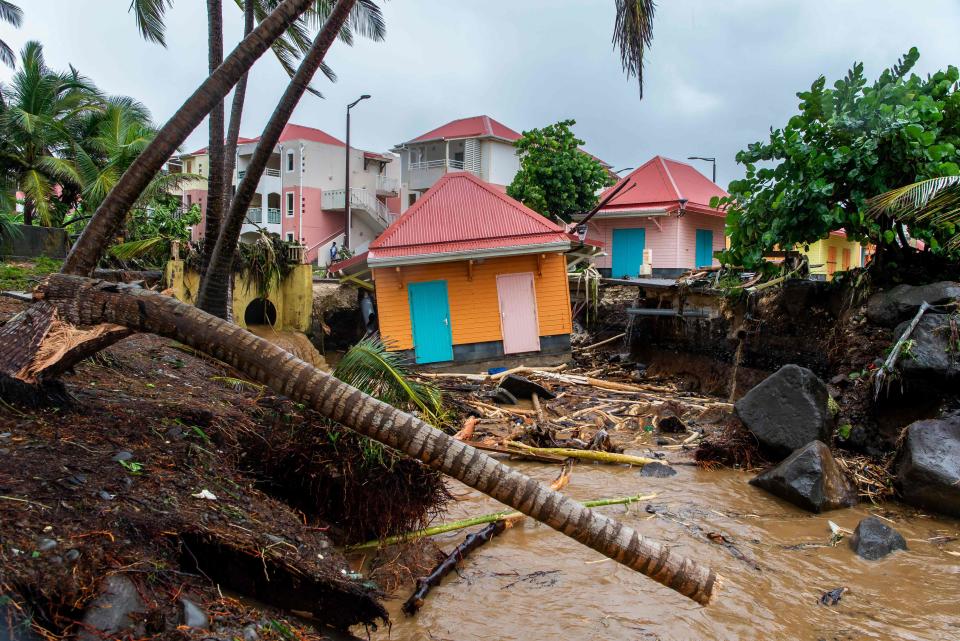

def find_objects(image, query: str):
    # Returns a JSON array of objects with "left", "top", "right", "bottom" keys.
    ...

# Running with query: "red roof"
[
  {"left": 187, "top": 137, "right": 259, "bottom": 156},
  {"left": 598, "top": 156, "right": 728, "bottom": 217},
  {"left": 369, "top": 172, "right": 570, "bottom": 263},
  {"left": 406, "top": 115, "right": 521, "bottom": 144},
  {"left": 185, "top": 124, "right": 345, "bottom": 156}
]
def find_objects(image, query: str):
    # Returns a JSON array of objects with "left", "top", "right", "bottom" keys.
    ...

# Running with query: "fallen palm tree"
[{"left": 4, "top": 275, "right": 719, "bottom": 606}]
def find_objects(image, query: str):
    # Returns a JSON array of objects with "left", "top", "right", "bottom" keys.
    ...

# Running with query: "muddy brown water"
[{"left": 367, "top": 462, "right": 960, "bottom": 641}]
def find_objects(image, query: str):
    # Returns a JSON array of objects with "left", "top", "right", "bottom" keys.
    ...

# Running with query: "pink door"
[{"left": 497, "top": 272, "right": 541, "bottom": 354}]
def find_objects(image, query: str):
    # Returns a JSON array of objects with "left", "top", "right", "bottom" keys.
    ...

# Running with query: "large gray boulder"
[
  {"left": 750, "top": 440, "right": 858, "bottom": 513},
  {"left": 866, "top": 281, "right": 960, "bottom": 327},
  {"left": 849, "top": 516, "right": 907, "bottom": 560},
  {"left": 893, "top": 314, "right": 960, "bottom": 386},
  {"left": 78, "top": 575, "right": 145, "bottom": 641},
  {"left": 734, "top": 364, "right": 832, "bottom": 458},
  {"left": 896, "top": 416, "right": 960, "bottom": 518}
]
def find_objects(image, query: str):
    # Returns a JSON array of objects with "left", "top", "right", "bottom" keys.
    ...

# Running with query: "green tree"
[
  {"left": 0, "top": 41, "right": 100, "bottom": 226},
  {"left": 506, "top": 120, "right": 615, "bottom": 222},
  {"left": 720, "top": 48, "right": 960, "bottom": 268},
  {"left": 0, "top": 1, "right": 23, "bottom": 68}
]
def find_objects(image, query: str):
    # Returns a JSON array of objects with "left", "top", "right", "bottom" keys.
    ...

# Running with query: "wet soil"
[{"left": 370, "top": 461, "right": 960, "bottom": 641}]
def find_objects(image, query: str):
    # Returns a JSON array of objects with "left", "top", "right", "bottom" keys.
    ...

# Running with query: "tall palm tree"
[
  {"left": 0, "top": 0, "right": 23, "bottom": 68},
  {"left": 63, "top": 0, "right": 320, "bottom": 275},
  {"left": 196, "top": 0, "right": 381, "bottom": 317},
  {"left": 614, "top": 0, "right": 655, "bottom": 96},
  {"left": 0, "top": 41, "right": 100, "bottom": 226},
  {"left": 27, "top": 273, "right": 718, "bottom": 606}
]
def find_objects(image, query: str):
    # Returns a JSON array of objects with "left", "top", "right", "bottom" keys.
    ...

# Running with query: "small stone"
[
  {"left": 849, "top": 516, "right": 907, "bottom": 560},
  {"left": 655, "top": 437, "right": 669, "bottom": 446},
  {"left": 829, "top": 374, "right": 847, "bottom": 386},
  {"left": 37, "top": 538, "right": 57, "bottom": 552},
  {"left": 99, "top": 491, "right": 116, "bottom": 501},
  {"left": 0, "top": 432, "right": 11, "bottom": 438},
  {"left": 180, "top": 598, "right": 209, "bottom": 629},
  {"left": 658, "top": 415, "right": 686, "bottom": 433},
  {"left": 65, "top": 549, "right": 80, "bottom": 562},
  {"left": 638, "top": 462, "right": 677, "bottom": 478},
  {"left": 243, "top": 625, "right": 260, "bottom": 641},
  {"left": 112, "top": 451, "right": 133, "bottom": 462},
  {"left": 49, "top": 555, "right": 63, "bottom": 565}
]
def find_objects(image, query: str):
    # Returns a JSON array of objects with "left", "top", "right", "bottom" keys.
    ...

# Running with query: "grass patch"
[{"left": 0, "top": 256, "right": 62, "bottom": 290}]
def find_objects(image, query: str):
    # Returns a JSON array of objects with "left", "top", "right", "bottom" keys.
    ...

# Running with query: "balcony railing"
[
  {"left": 245, "top": 207, "right": 262, "bottom": 224},
  {"left": 267, "top": 207, "right": 281, "bottom": 224},
  {"left": 376, "top": 174, "right": 400, "bottom": 195},
  {"left": 321, "top": 188, "right": 394, "bottom": 228},
  {"left": 409, "top": 158, "right": 465, "bottom": 171},
  {"left": 238, "top": 167, "right": 281, "bottom": 180}
]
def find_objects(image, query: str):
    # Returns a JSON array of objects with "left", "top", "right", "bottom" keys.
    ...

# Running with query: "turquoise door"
[
  {"left": 612, "top": 228, "right": 645, "bottom": 278},
  {"left": 695, "top": 229, "right": 714, "bottom": 268},
  {"left": 407, "top": 280, "right": 454, "bottom": 364}
]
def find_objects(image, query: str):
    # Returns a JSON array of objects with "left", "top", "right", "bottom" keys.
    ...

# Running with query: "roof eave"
[{"left": 369, "top": 241, "right": 572, "bottom": 268}]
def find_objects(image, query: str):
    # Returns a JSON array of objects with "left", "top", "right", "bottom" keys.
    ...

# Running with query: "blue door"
[
  {"left": 612, "top": 228, "right": 646, "bottom": 278},
  {"left": 695, "top": 229, "right": 714, "bottom": 268},
  {"left": 408, "top": 280, "right": 454, "bottom": 364}
]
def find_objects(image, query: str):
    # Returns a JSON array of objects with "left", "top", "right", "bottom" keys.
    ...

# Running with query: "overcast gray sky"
[{"left": 2, "top": 1, "right": 958, "bottom": 187}]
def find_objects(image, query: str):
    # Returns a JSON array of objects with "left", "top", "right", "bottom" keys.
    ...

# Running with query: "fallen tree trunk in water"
[{"left": 17, "top": 275, "right": 719, "bottom": 605}]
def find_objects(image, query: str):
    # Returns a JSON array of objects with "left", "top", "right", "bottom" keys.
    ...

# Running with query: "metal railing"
[
  {"left": 238, "top": 167, "right": 281, "bottom": 180},
  {"left": 409, "top": 158, "right": 465, "bottom": 171},
  {"left": 376, "top": 174, "right": 400, "bottom": 194},
  {"left": 267, "top": 208, "right": 281, "bottom": 224},
  {"left": 321, "top": 188, "right": 393, "bottom": 228},
  {"left": 245, "top": 207, "right": 262, "bottom": 224}
]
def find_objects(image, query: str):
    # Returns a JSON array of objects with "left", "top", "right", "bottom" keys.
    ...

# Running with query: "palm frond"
[
  {"left": 612, "top": 0, "right": 655, "bottom": 98},
  {"left": 0, "top": 39, "right": 14, "bottom": 68},
  {"left": 128, "top": 0, "right": 173, "bottom": 46},
  {"left": 867, "top": 177, "right": 960, "bottom": 249},
  {"left": 333, "top": 337, "right": 446, "bottom": 426},
  {"left": 0, "top": 1, "right": 22, "bottom": 27},
  {"left": 109, "top": 235, "right": 168, "bottom": 261}
]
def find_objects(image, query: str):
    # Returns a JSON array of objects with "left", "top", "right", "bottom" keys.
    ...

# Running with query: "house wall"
[
  {"left": 587, "top": 211, "right": 725, "bottom": 275},
  {"left": 373, "top": 252, "right": 572, "bottom": 352},
  {"left": 802, "top": 236, "right": 863, "bottom": 280},
  {"left": 483, "top": 139, "right": 520, "bottom": 186}
]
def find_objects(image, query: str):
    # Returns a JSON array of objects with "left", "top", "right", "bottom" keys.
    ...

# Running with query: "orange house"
[{"left": 364, "top": 172, "right": 575, "bottom": 365}]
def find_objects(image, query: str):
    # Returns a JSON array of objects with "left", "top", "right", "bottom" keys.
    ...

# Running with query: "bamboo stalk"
[
  {"left": 505, "top": 441, "right": 661, "bottom": 467},
  {"left": 576, "top": 332, "right": 626, "bottom": 352},
  {"left": 345, "top": 493, "right": 657, "bottom": 552}
]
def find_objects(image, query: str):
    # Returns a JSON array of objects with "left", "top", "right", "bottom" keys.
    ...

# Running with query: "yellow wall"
[
  {"left": 373, "top": 253, "right": 573, "bottom": 351},
  {"left": 801, "top": 236, "right": 863, "bottom": 279},
  {"left": 164, "top": 259, "right": 313, "bottom": 332}
]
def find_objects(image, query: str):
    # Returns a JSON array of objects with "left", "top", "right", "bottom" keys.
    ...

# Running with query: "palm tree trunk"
[
  {"left": 202, "top": 0, "right": 226, "bottom": 271},
  {"left": 33, "top": 274, "right": 719, "bottom": 606},
  {"left": 222, "top": 0, "right": 255, "bottom": 212},
  {"left": 22, "top": 196, "right": 33, "bottom": 227},
  {"left": 61, "top": 0, "right": 319, "bottom": 277},
  {"left": 196, "top": 0, "right": 357, "bottom": 318}
]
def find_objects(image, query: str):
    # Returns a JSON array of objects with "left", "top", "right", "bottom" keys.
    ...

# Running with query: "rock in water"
[
  {"left": 865, "top": 281, "right": 960, "bottom": 327},
  {"left": 497, "top": 374, "right": 556, "bottom": 400},
  {"left": 896, "top": 416, "right": 960, "bottom": 518},
  {"left": 892, "top": 314, "right": 960, "bottom": 388},
  {"left": 734, "top": 364, "right": 832, "bottom": 459},
  {"left": 749, "top": 441, "right": 858, "bottom": 513},
  {"left": 78, "top": 575, "right": 145, "bottom": 640},
  {"left": 849, "top": 516, "right": 907, "bottom": 560},
  {"left": 639, "top": 461, "right": 677, "bottom": 478},
  {"left": 180, "top": 597, "right": 209, "bottom": 629}
]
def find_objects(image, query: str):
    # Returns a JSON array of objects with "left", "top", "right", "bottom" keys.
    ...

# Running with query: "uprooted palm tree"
[
  {"left": 0, "top": 0, "right": 720, "bottom": 605},
  {"left": 867, "top": 176, "right": 960, "bottom": 251}
]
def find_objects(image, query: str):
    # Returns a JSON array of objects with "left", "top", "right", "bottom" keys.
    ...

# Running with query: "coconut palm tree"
[
  {"left": 0, "top": 1, "right": 23, "bottom": 68},
  {"left": 63, "top": 0, "right": 320, "bottom": 274},
  {"left": 868, "top": 176, "right": 960, "bottom": 250},
  {"left": 0, "top": 41, "right": 100, "bottom": 226}
]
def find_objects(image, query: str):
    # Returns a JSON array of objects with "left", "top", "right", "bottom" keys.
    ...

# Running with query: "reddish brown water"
[{"left": 369, "top": 462, "right": 960, "bottom": 641}]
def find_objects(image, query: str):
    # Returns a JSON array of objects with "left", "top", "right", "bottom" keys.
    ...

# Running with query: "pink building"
[
  {"left": 176, "top": 123, "right": 400, "bottom": 265},
  {"left": 578, "top": 156, "right": 728, "bottom": 279}
]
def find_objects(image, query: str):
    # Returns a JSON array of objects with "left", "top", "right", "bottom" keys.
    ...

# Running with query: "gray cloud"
[{"left": 1, "top": 0, "right": 957, "bottom": 186}]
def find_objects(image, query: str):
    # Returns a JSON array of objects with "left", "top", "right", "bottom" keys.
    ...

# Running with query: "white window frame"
[
  {"left": 286, "top": 192, "right": 295, "bottom": 217},
  {"left": 286, "top": 150, "right": 295, "bottom": 172},
  {"left": 285, "top": 232, "right": 294, "bottom": 242}
]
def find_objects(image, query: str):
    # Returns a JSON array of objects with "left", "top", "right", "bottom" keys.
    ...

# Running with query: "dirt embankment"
[{"left": 0, "top": 298, "right": 445, "bottom": 640}]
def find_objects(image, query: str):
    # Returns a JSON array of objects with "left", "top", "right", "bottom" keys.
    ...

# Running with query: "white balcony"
[
  {"left": 407, "top": 158, "right": 476, "bottom": 191},
  {"left": 376, "top": 174, "right": 400, "bottom": 196},
  {"left": 238, "top": 167, "right": 281, "bottom": 180},
  {"left": 322, "top": 188, "right": 396, "bottom": 230}
]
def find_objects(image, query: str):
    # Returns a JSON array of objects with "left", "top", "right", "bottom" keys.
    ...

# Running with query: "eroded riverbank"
[{"left": 370, "top": 462, "right": 960, "bottom": 641}]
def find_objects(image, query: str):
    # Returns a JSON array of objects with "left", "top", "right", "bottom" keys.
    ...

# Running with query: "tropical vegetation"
[
  {"left": 718, "top": 48, "right": 960, "bottom": 268},
  {"left": 507, "top": 119, "right": 615, "bottom": 222}
]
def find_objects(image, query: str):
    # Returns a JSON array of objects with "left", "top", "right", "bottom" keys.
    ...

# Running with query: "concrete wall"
[
  {"left": 1, "top": 225, "right": 71, "bottom": 259},
  {"left": 164, "top": 259, "right": 313, "bottom": 332},
  {"left": 484, "top": 139, "right": 520, "bottom": 186}
]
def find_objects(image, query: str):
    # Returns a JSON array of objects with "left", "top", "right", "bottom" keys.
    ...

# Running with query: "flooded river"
[{"left": 368, "top": 461, "right": 960, "bottom": 641}]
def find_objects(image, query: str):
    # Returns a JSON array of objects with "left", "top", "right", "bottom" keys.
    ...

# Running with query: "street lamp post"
[
  {"left": 687, "top": 156, "right": 717, "bottom": 183},
  {"left": 344, "top": 94, "right": 371, "bottom": 250}
]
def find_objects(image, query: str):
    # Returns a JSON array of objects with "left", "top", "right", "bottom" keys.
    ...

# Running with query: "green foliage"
[
  {"left": 719, "top": 48, "right": 960, "bottom": 267},
  {"left": 108, "top": 195, "right": 200, "bottom": 266},
  {"left": 507, "top": 119, "right": 615, "bottom": 222},
  {"left": 867, "top": 176, "right": 960, "bottom": 251}
]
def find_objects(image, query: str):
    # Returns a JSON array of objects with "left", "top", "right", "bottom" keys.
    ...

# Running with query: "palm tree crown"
[{"left": 0, "top": 0, "right": 23, "bottom": 68}]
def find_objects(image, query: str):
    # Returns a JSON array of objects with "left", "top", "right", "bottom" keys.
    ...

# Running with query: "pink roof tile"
[
  {"left": 369, "top": 172, "right": 570, "bottom": 261},
  {"left": 406, "top": 115, "right": 521, "bottom": 144},
  {"left": 598, "top": 156, "right": 728, "bottom": 217}
]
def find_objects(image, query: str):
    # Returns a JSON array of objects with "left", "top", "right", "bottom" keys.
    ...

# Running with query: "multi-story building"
[
  {"left": 176, "top": 123, "right": 400, "bottom": 264},
  {"left": 392, "top": 115, "right": 524, "bottom": 211}
]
